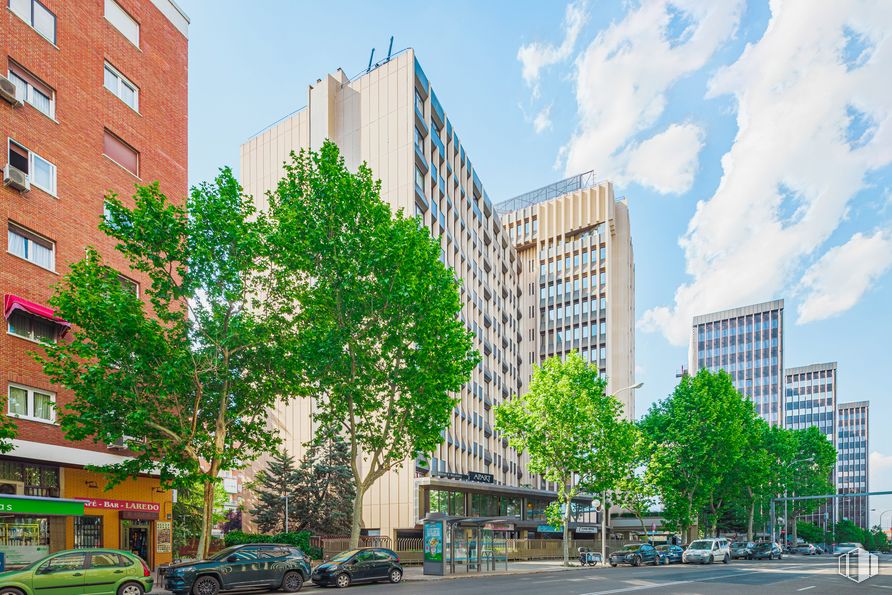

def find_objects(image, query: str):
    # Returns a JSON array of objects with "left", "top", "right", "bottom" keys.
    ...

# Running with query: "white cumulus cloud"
[
  {"left": 642, "top": 0, "right": 892, "bottom": 345},
  {"left": 533, "top": 105, "right": 553, "bottom": 134},
  {"left": 518, "top": 0, "right": 589, "bottom": 97},
  {"left": 797, "top": 229, "right": 892, "bottom": 323},
  {"left": 563, "top": 0, "right": 743, "bottom": 193},
  {"left": 625, "top": 123, "right": 706, "bottom": 194}
]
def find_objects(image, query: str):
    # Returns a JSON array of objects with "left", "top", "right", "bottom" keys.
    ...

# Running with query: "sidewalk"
[{"left": 148, "top": 559, "right": 591, "bottom": 592}]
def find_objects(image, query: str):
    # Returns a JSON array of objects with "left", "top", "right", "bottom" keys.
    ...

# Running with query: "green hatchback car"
[{"left": 0, "top": 549, "right": 153, "bottom": 595}]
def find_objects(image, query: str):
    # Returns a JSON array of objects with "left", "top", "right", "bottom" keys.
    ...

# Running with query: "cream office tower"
[{"left": 240, "top": 50, "right": 632, "bottom": 539}]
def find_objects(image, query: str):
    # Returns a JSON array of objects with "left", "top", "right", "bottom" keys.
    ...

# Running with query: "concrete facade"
[
  {"left": 784, "top": 362, "right": 838, "bottom": 528},
  {"left": 837, "top": 400, "right": 869, "bottom": 530},
  {"left": 498, "top": 176, "right": 636, "bottom": 417},
  {"left": 240, "top": 50, "right": 634, "bottom": 539},
  {"left": 1, "top": 0, "right": 188, "bottom": 568},
  {"left": 690, "top": 300, "right": 784, "bottom": 426}
]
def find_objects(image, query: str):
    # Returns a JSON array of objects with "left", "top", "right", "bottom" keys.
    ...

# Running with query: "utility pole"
[{"left": 284, "top": 493, "right": 290, "bottom": 533}]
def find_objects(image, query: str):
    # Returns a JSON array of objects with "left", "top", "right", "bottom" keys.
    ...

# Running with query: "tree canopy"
[
  {"left": 35, "top": 170, "right": 303, "bottom": 558},
  {"left": 266, "top": 141, "right": 479, "bottom": 546},
  {"left": 495, "top": 351, "right": 636, "bottom": 566}
]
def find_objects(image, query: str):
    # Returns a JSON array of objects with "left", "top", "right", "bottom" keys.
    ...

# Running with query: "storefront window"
[
  {"left": 429, "top": 490, "right": 450, "bottom": 514},
  {"left": 0, "top": 516, "right": 65, "bottom": 567},
  {"left": 470, "top": 493, "right": 499, "bottom": 516},
  {"left": 500, "top": 497, "right": 521, "bottom": 518},
  {"left": 450, "top": 491, "right": 465, "bottom": 516},
  {"left": 525, "top": 498, "right": 551, "bottom": 521},
  {"left": 74, "top": 516, "right": 103, "bottom": 548}
]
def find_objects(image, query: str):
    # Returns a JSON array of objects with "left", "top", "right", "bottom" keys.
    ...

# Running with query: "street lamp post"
[
  {"left": 872, "top": 508, "right": 892, "bottom": 532},
  {"left": 598, "top": 382, "right": 644, "bottom": 564}
]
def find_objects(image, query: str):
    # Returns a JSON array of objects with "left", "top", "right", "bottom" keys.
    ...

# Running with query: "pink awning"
[{"left": 4, "top": 294, "right": 71, "bottom": 336}]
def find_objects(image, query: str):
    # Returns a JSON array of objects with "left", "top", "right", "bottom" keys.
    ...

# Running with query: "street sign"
[{"left": 575, "top": 526, "right": 598, "bottom": 534}]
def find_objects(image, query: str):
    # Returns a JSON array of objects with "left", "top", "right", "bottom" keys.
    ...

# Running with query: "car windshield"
[
  {"left": 331, "top": 549, "right": 361, "bottom": 562},
  {"left": 688, "top": 540, "right": 712, "bottom": 550},
  {"left": 622, "top": 545, "right": 642, "bottom": 551},
  {"left": 754, "top": 543, "right": 771, "bottom": 549}
]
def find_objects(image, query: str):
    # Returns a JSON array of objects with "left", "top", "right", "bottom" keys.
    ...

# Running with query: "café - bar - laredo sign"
[{"left": 77, "top": 498, "right": 161, "bottom": 514}]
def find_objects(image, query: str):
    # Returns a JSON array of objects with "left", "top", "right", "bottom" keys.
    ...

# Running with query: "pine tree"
[
  {"left": 291, "top": 426, "right": 356, "bottom": 535},
  {"left": 249, "top": 449, "right": 297, "bottom": 533}
]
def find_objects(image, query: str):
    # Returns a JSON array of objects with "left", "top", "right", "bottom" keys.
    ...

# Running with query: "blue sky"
[{"left": 179, "top": 0, "right": 892, "bottom": 524}]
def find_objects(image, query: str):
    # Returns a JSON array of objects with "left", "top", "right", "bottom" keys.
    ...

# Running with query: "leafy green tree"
[
  {"left": 835, "top": 519, "right": 865, "bottom": 543},
  {"left": 495, "top": 352, "right": 636, "bottom": 566},
  {"left": 640, "top": 370, "right": 754, "bottom": 539},
  {"left": 249, "top": 449, "right": 297, "bottom": 534},
  {"left": 290, "top": 425, "right": 356, "bottom": 535},
  {"left": 34, "top": 171, "right": 303, "bottom": 559},
  {"left": 796, "top": 521, "right": 825, "bottom": 545},
  {"left": 865, "top": 525, "right": 890, "bottom": 552},
  {"left": 614, "top": 429, "right": 658, "bottom": 539},
  {"left": 0, "top": 397, "right": 17, "bottom": 453},
  {"left": 173, "top": 480, "right": 227, "bottom": 556},
  {"left": 267, "top": 142, "right": 478, "bottom": 547},
  {"left": 786, "top": 427, "right": 836, "bottom": 543}
]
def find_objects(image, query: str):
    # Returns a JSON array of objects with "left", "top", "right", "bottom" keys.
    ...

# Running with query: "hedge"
[{"left": 223, "top": 530, "right": 323, "bottom": 560}]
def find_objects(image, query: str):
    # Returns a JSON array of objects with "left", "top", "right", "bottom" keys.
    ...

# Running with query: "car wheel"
[
  {"left": 610, "top": 562, "right": 617, "bottom": 567},
  {"left": 335, "top": 573, "right": 351, "bottom": 589},
  {"left": 118, "top": 583, "right": 145, "bottom": 595},
  {"left": 389, "top": 568, "right": 403, "bottom": 583},
  {"left": 191, "top": 575, "right": 221, "bottom": 595},
  {"left": 0, "top": 588, "right": 25, "bottom": 595},
  {"left": 708, "top": 555, "right": 714, "bottom": 564},
  {"left": 632, "top": 555, "right": 641, "bottom": 567},
  {"left": 723, "top": 554, "right": 729, "bottom": 564},
  {"left": 281, "top": 570, "right": 304, "bottom": 592}
]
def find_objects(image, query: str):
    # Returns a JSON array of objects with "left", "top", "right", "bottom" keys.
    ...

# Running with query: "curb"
[{"left": 402, "top": 563, "right": 593, "bottom": 582}]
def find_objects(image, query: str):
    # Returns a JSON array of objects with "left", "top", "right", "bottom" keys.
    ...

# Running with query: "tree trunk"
[
  {"left": 197, "top": 477, "right": 216, "bottom": 560},
  {"left": 792, "top": 516, "right": 798, "bottom": 544},
  {"left": 350, "top": 482, "right": 364, "bottom": 549},
  {"left": 747, "top": 499, "right": 755, "bottom": 542},
  {"left": 639, "top": 515, "right": 648, "bottom": 541},
  {"left": 563, "top": 495, "right": 571, "bottom": 567}
]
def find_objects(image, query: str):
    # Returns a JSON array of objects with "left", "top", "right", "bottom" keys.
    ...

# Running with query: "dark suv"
[
  {"left": 608, "top": 543, "right": 660, "bottom": 567},
  {"left": 164, "top": 543, "right": 311, "bottom": 594},
  {"left": 311, "top": 547, "right": 403, "bottom": 588}
]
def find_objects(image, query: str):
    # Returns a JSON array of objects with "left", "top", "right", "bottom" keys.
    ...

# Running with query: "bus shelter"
[{"left": 423, "top": 514, "right": 516, "bottom": 575}]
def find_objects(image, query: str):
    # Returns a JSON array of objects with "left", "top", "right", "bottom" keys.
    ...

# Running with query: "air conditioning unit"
[
  {"left": 3, "top": 164, "right": 30, "bottom": 193},
  {"left": 0, "top": 480, "right": 25, "bottom": 495},
  {"left": 0, "top": 75, "right": 23, "bottom": 107},
  {"left": 107, "top": 437, "right": 127, "bottom": 450}
]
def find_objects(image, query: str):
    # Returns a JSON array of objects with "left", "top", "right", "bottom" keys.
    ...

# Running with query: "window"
[
  {"left": 414, "top": 165, "right": 424, "bottom": 189},
  {"left": 104, "top": 0, "right": 139, "bottom": 46},
  {"left": 8, "top": 384, "right": 55, "bottom": 423},
  {"left": 8, "top": 309, "right": 59, "bottom": 342},
  {"left": 8, "top": 140, "right": 56, "bottom": 195},
  {"left": 118, "top": 274, "right": 139, "bottom": 297},
  {"left": 39, "top": 553, "right": 86, "bottom": 573},
  {"left": 8, "top": 62, "right": 54, "bottom": 118},
  {"left": 8, "top": 223, "right": 55, "bottom": 271},
  {"left": 74, "top": 517, "right": 104, "bottom": 549},
  {"left": 103, "top": 130, "right": 139, "bottom": 176},
  {"left": 104, "top": 62, "right": 138, "bottom": 111},
  {"left": 8, "top": 0, "right": 56, "bottom": 44}
]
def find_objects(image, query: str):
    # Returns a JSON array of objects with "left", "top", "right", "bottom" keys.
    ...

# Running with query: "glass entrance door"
[{"left": 120, "top": 520, "right": 151, "bottom": 566}]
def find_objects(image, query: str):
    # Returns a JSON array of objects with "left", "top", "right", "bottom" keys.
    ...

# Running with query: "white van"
[{"left": 683, "top": 538, "right": 731, "bottom": 564}]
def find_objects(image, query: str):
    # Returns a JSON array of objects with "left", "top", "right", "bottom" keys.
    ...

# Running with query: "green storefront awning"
[{"left": 0, "top": 495, "right": 85, "bottom": 516}]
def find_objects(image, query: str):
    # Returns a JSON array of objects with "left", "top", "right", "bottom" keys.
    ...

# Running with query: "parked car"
[
  {"left": 833, "top": 542, "right": 863, "bottom": 556},
  {"left": 683, "top": 539, "right": 731, "bottom": 564},
  {"left": 164, "top": 543, "right": 311, "bottom": 594},
  {"left": 656, "top": 544, "right": 684, "bottom": 564},
  {"left": 730, "top": 541, "right": 755, "bottom": 560},
  {"left": 0, "top": 549, "right": 153, "bottom": 595},
  {"left": 813, "top": 545, "right": 826, "bottom": 555},
  {"left": 608, "top": 543, "right": 661, "bottom": 567},
  {"left": 311, "top": 548, "right": 403, "bottom": 588},
  {"left": 792, "top": 543, "right": 816, "bottom": 555},
  {"left": 751, "top": 542, "right": 783, "bottom": 560}
]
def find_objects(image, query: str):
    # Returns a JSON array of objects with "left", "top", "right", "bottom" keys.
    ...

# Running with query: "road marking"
[{"left": 797, "top": 587, "right": 816, "bottom": 591}]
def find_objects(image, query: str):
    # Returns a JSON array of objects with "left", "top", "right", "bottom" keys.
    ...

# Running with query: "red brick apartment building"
[{"left": 1, "top": 0, "right": 188, "bottom": 568}]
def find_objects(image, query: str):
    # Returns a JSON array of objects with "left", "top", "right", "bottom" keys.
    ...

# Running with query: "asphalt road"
[{"left": 317, "top": 555, "right": 890, "bottom": 594}]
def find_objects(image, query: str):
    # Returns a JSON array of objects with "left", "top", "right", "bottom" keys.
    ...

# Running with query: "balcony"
[
  {"left": 483, "top": 367, "right": 493, "bottom": 383},
  {"left": 484, "top": 422, "right": 493, "bottom": 437},
  {"left": 483, "top": 451, "right": 493, "bottom": 466},
  {"left": 483, "top": 313, "right": 493, "bottom": 328},
  {"left": 483, "top": 285, "right": 492, "bottom": 301},
  {"left": 483, "top": 340, "right": 493, "bottom": 356},
  {"left": 501, "top": 309, "right": 508, "bottom": 322},
  {"left": 483, "top": 393, "right": 493, "bottom": 409}
]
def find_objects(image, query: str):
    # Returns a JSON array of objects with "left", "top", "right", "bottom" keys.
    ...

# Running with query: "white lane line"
[{"left": 797, "top": 587, "right": 816, "bottom": 591}]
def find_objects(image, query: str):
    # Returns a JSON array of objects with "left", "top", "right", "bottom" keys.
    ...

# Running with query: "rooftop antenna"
[
  {"left": 385, "top": 36, "right": 394, "bottom": 63},
  {"left": 366, "top": 47, "right": 375, "bottom": 72}
]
